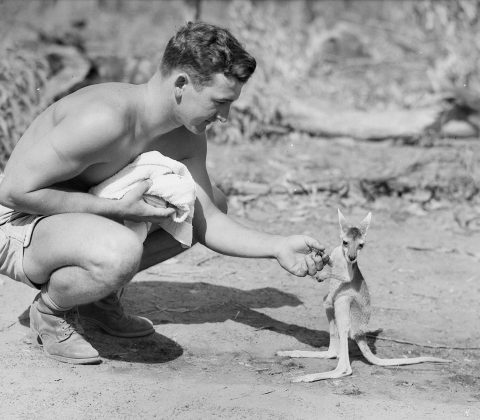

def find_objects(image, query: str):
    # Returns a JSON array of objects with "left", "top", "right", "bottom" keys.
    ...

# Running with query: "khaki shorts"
[{"left": 0, "top": 211, "right": 46, "bottom": 289}]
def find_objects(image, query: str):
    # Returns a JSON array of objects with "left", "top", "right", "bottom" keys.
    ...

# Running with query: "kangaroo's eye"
[
  {"left": 358, "top": 243, "right": 364, "bottom": 249},
  {"left": 342, "top": 240, "right": 349, "bottom": 246}
]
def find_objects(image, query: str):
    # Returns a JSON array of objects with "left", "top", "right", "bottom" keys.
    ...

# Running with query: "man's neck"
[{"left": 137, "top": 72, "right": 181, "bottom": 139}]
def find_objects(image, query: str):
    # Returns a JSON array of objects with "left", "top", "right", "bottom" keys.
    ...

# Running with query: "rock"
[{"left": 441, "top": 120, "right": 478, "bottom": 138}]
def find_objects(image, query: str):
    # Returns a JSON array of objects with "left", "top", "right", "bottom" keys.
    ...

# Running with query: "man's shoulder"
[
  {"left": 56, "top": 88, "right": 139, "bottom": 145},
  {"left": 58, "top": 82, "right": 137, "bottom": 127}
]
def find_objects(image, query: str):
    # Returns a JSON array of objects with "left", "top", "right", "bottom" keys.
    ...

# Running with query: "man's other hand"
[
  {"left": 119, "top": 180, "right": 176, "bottom": 223},
  {"left": 275, "top": 235, "right": 330, "bottom": 277}
]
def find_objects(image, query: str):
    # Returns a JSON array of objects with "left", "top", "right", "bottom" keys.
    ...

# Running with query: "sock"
[{"left": 37, "top": 284, "right": 73, "bottom": 314}]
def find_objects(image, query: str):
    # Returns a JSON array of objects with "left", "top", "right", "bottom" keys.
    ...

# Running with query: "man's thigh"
[
  {"left": 212, "top": 184, "right": 228, "bottom": 214},
  {"left": 23, "top": 213, "right": 141, "bottom": 285}
]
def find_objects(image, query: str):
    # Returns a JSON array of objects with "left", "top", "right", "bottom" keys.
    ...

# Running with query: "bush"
[{"left": 0, "top": 47, "right": 49, "bottom": 169}]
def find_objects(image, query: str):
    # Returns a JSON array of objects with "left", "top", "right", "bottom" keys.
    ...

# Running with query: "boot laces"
[{"left": 60, "top": 308, "right": 85, "bottom": 336}]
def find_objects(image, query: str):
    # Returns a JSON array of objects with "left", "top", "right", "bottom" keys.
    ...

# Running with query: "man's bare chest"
[{"left": 73, "top": 129, "right": 195, "bottom": 189}]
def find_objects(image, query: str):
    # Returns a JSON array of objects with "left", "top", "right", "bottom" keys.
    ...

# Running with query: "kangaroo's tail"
[{"left": 356, "top": 336, "right": 450, "bottom": 366}]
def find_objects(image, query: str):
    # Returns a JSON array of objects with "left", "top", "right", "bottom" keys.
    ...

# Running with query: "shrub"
[{"left": 0, "top": 47, "right": 49, "bottom": 169}]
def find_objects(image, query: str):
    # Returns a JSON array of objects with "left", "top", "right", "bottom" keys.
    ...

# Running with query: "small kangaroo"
[{"left": 277, "top": 209, "right": 450, "bottom": 382}]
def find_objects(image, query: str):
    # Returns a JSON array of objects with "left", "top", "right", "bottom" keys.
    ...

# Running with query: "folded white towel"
[{"left": 90, "top": 151, "right": 196, "bottom": 247}]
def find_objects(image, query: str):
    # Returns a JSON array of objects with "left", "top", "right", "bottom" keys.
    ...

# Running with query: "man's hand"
[
  {"left": 118, "top": 180, "right": 176, "bottom": 223},
  {"left": 275, "top": 235, "right": 330, "bottom": 277}
]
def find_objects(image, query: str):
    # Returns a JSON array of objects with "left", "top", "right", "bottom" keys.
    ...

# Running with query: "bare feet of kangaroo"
[{"left": 277, "top": 209, "right": 450, "bottom": 383}]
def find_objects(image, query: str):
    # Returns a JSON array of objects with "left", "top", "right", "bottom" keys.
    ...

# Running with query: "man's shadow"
[
  {"left": 125, "top": 281, "right": 380, "bottom": 358},
  {"left": 18, "top": 281, "right": 380, "bottom": 363},
  {"left": 125, "top": 281, "right": 329, "bottom": 345},
  {"left": 17, "top": 304, "right": 183, "bottom": 364}
]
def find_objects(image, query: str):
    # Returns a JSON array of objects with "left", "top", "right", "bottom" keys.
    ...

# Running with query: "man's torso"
[{"left": 13, "top": 82, "right": 202, "bottom": 193}]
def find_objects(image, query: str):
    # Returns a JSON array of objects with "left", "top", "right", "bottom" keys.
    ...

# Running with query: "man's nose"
[{"left": 216, "top": 103, "right": 230, "bottom": 123}]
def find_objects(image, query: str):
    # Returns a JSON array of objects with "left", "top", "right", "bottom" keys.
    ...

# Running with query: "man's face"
[{"left": 178, "top": 73, "right": 243, "bottom": 134}]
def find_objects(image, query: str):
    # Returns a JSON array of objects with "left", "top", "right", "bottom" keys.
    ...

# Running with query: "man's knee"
[
  {"left": 89, "top": 228, "right": 143, "bottom": 289},
  {"left": 212, "top": 185, "right": 228, "bottom": 214}
]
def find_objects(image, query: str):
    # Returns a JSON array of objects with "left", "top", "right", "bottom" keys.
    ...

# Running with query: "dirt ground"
[{"left": 0, "top": 139, "right": 479, "bottom": 419}]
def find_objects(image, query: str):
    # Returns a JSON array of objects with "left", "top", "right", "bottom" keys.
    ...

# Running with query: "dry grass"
[{"left": 0, "top": 47, "right": 49, "bottom": 168}]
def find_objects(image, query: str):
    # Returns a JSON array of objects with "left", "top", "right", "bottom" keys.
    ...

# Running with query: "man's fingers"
[
  {"left": 311, "top": 252, "right": 325, "bottom": 271},
  {"left": 154, "top": 207, "right": 176, "bottom": 217},
  {"left": 305, "top": 254, "right": 317, "bottom": 276},
  {"left": 311, "top": 252, "right": 322, "bottom": 270},
  {"left": 311, "top": 244, "right": 331, "bottom": 267},
  {"left": 304, "top": 236, "right": 326, "bottom": 254},
  {"left": 126, "top": 179, "right": 152, "bottom": 198}
]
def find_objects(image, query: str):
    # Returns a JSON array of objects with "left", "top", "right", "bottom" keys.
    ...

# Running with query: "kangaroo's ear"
[
  {"left": 359, "top": 212, "right": 372, "bottom": 235},
  {"left": 337, "top": 208, "right": 349, "bottom": 234}
]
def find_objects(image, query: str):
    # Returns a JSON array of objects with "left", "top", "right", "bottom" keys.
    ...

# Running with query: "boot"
[
  {"left": 29, "top": 298, "right": 100, "bottom": 365},
  {"left": 78, "top": 291, "right": 154, "bottom": 338}
]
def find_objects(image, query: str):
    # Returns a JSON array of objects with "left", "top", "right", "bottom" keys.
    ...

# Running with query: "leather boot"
[
  {"left": 29, "top": 298, "right": 100, "bottom": 364},
  {"left": 78, "top": 291, "right": 154, "bottom": 338}
]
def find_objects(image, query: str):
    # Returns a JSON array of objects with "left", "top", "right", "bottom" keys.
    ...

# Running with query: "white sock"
[{"left": 39, "top": 284, "right": 73, "bottom": 313}]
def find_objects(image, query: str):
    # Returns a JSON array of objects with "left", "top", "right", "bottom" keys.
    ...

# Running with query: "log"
[{"left": 279, "top": 98, "right": 440, "bottom": 141}]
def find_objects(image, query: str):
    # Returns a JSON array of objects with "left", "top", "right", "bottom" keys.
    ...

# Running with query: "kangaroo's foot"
[
  {"left": 277, "top": 349, "right": 338, "bottom": 359},
  {"left": 292, "top": 365, "right": 353, "bottom": 382}
]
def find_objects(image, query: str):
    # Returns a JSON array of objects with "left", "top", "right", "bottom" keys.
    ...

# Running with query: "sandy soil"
[{"left": 0, "top": 139, "right": 479, "bottom": 419}]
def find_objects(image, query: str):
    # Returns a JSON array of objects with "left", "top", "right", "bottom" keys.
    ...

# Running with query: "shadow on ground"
[
  {"left": 86, "top": 328, "right": 183, "bottom": 364},
  {"left": 16, "top": 281, "right": 382, "bottom": 364},
  {"left": 125, "top": 281, "right": 331, "bottom": 348},
  {"left": 17, "top": 303, "right": 183, "bottom": 364}
]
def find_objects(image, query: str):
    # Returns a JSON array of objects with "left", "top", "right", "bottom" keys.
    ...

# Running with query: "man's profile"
[{"left": 0, "top": 21, "right": 329, "bottom": 364}]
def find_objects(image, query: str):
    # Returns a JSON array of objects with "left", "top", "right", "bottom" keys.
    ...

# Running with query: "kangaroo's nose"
[{"left": 348, "top": 255, "right": 356, "bottom": 261}]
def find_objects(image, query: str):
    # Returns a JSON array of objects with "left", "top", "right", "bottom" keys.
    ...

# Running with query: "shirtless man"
[{"left": 0, "top": 22, "right": 329, "bottom": 364}]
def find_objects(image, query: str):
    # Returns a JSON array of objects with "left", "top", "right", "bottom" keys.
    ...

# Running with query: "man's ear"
[
  {"left": 359, "top": 212, "right": 372, "bottom": 235},
  {"left": 174, "top": 73, "right": 189, "bottom": 101},
  {"left": 337, "top": 208, "right": 349, "bottom": 235}
]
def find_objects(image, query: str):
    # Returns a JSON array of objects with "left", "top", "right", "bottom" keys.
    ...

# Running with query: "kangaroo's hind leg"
[
  {"left": 293, "top": 296, "right": 353, "bottom": 382},
  {"left": 276, "top": 294, "right": 339, "bottom": 359}
]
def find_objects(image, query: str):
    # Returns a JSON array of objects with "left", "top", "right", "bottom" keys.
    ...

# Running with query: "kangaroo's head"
[{"left": 337, "top": 209, "right": 372, "bottom": 264}]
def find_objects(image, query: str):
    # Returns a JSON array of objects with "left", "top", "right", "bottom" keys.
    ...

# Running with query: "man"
[{"left": 0, "top": 22, "right": 329, "bottom": 364}]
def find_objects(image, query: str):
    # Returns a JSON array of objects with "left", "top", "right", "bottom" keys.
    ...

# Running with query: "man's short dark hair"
[{"left": 161, "top": 21, "right": 256, "bottom": 86}]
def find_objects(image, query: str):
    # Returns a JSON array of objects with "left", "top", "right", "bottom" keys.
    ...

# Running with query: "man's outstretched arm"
[{"left": 184, "top": 139, "right": 329, "bottom": 277}]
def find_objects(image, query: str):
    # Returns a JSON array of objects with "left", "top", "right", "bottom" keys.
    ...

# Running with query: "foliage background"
[
  {"left": 0, "top": 4, "right": 479, "bottom": 416},
  {"left": 0, "top": 0, "right": 479, "bottom": 206}
]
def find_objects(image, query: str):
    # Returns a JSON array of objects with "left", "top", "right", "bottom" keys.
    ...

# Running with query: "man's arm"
[
  {"left": 184, "top": 134, "right": 329, "bottom": 276},
  {"left": 0, "top": 106, "right": 174, "bottom": 222},
  {"left": 0, "top": 107, "right": 125, "bottom": 218}
]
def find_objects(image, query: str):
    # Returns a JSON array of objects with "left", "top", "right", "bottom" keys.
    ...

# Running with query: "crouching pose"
[{"left": 0, "top": 22, "right": 329, "bottom": 364}]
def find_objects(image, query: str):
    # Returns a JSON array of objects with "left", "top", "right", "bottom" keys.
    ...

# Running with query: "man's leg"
[
  {"left": 78, "top": 185, "right": 228, "bottom": 337},
  {"left": 23, "top": 213, "right": 144, "bottom": 364}
]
